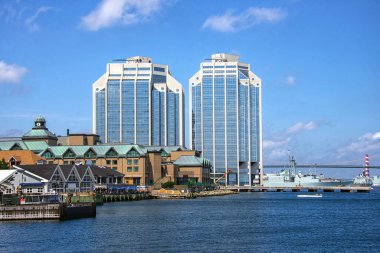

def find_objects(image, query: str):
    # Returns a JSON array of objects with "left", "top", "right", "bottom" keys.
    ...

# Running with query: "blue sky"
[{"left": 0, "top": 0, "right": 379, "bottom": 176}]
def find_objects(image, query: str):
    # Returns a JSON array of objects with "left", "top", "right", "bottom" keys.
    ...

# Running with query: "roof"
[
  {"left": 0, "top": 141, "right": 48, "bottom": 153},
  {"left": 0, "top": 141, "right": 28, "bottom": 150},
  {"left": 173, "top": 156, "right": 203, "bottom": 167},
  {"left": 75, "top": 165, "right": 89, "bottom": 178},
  {"left": 23, "top": 129, "right": 57, "bottom": 139},
  {"left": 39, "top": 144, "right": 147, "bottom": 158},
  {"left": 59, "top": 165, "right": 75, "bottom": 179},
  {"left": 24, "top": 141, "right": 49, "bottom": 152},
  {"left": 16, "top": 164, "right": 58, "bottom": 180},
  {"left": 1, "top": 136, "right": 189, "bottom": 159},
  {"left": 0, "top": 150, "right": 45, "bottom": 165},
  {"left": 144, "top": 145, "right": 186, "bottom": 154},
  {"left": 0, "top": 169, "right": 16, "bottom": 184},
  {"left": 89, "top": 165, "right": 124, "bottom": 177}
]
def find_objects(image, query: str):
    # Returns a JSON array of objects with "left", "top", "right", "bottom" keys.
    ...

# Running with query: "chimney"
[{"left": 67, "top": 129, "right": 70, "bottom": 136}]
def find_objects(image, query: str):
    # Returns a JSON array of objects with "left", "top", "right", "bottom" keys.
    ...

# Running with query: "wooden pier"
[
  {"left": 222, "top": 185, "right": 372, "bottom": 193},
  {"left": 0, "top": 202, "right": 96, "bottom": 221}
]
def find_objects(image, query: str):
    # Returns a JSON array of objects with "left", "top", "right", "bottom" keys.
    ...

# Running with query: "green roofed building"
[{"left": 0, "top": 116, "right": 211, "bottom": 186}]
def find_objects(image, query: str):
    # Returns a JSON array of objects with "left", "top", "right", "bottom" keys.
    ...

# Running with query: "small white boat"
[{"left": 297, "top": 194, "right": 322, "bottom": 198}]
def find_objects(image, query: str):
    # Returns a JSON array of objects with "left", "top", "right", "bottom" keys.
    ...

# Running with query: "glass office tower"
[
  {"left": 93, "top": 56, "right": 184, "bottom": 146},
  {"left": 189, "top": 53, "right": 263, "bottom": 186}
]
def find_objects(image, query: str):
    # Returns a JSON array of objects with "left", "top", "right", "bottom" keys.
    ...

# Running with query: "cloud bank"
[
  {"left": 286, "top": 121, "right": 317, "bottom": 134},
  {"left": 203, "top": 7, "right": 287, "bottom": 32},
  {"left": 0, "top": 61, "right": 27, "bottom": 84},
  {"left": 80, "top": 0, "right": 166, "bottom": 31},
  {"left": 264, "top": 121, "right": 326, "bottom": 161},
  {"left": 337, "top": 132, "right": 380, "bottom": 159}
]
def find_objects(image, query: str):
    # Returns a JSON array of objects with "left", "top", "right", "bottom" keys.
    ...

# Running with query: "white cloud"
[
  {"left": 80, "top": 0, "right": 166, "bottom": 31},
  {"left": 264, "top": 120, "right": 327, "bottom": 162},
  {"left": 25, "top": 6, "right": 51, "bottom": 32},
  {"left": 0, "top": 61, "right": 27, "bottom": 84},
  {"left": 203, "top": 7, "right": 287, "bottom": 32},
  {"left": 263, "top": 137, "right": 291, "bottom": 161},
  {"left": 286, "top": 121, "right": 317, "bottom": 134},
  {"left": 285, "top": 75, "right": 295, "bottom": 85},
  {"left": 263, "top": 138, "right": 290, "bottom": 149},
  {"left": 269, "top": 149, "right": 289, "bottom": 159},
  {"left": 337, "top": 132, "right": 380, "bottom": 158}
]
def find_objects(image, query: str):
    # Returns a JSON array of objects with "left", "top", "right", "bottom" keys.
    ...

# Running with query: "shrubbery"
[{"left": 161, "top": 181, "right": 175, "bottom": 188}]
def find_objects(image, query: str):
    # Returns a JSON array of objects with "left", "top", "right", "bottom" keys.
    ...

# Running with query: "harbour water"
[{"left": 1, "top": 189, "right": 379, "bottom": 252}]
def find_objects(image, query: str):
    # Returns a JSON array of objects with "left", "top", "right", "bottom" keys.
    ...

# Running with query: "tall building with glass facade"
[
  {"left": 189, "top": 53, "right": 263, "bottom": 186},
  {"left": 93, "top": 56, "right": 184, "bottom": 146}
]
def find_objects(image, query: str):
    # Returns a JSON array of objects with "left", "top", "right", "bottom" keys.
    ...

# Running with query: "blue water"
[{"left": 1, "top": 190, "right": 379, "bottom": 253}]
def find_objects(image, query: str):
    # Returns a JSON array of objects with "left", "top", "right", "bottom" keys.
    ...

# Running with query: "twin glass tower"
[
  {"left": 93, "top": 56, "right": 184, "bottom": 146},
  {"left": 93, "top": 54, "right": 262, "bottom": 186}
]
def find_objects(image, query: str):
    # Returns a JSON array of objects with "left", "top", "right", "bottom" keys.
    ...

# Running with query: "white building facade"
[
  {"left": 189, "top": 53, "right": 263, "bottom": 186},
  {"left": 93, "top": 56, "right": 184, "bottom": 146}
]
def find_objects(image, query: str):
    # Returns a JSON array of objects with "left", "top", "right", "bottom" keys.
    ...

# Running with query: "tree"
[
  {"left": 161, "top": 181, "right": 175, "bottom": 189},
  {"left": 0, "top": 158, "right": 9, "bottom": 170}
]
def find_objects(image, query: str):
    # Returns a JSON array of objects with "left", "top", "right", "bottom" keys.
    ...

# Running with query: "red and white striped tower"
[{"left": 365, "top": 154, "right": 370, "bottom": 177}]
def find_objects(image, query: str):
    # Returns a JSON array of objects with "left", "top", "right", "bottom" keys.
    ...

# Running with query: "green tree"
[
  {"left": 161, "top": 181, "right": 175, "bottom": 189},
  {"left": 0, "top": 158, "right": 9, "bottom": 170}
]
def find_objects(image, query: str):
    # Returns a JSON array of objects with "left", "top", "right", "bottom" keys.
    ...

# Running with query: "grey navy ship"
[{"left": 263, "top": 156, "right": 354, "bottom": 187}]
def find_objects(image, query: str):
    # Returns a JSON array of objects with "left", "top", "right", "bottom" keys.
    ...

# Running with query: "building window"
[
  {"left": 63, "top": 150, "right": 76, "bottom": 159},
  {"left": 127, "top": 167, "right": 132, "bottom": 172},
  {"left": 48, "top": 161, "right": 54, "bottom": 164},
  {"left": 127, "top": 159, "right": 132, "bottom": 165},
  {"left": 106, "top": 160, "right": 111, "bottom": 165},
  {"left": 6, "top": 189, "right": 12, "bottom": 194},
  {"left": 106, "top": 149, "right": 118, "bottom": 158},
  {"left": 63, "top": 161, "right": 69, "bottom": 165},
  {"left": 133, "top": 159, "right": 138, "bottom": 165},
  {"left": 38, "top": 188, "right": 43, "bottom": 193},
  {"left": 133, "top": 167, "right": 139, "bottom": 172},
  {"left": 42, "top": 151, "right": 54, "bottom": 159},
  {"left": 127, "top": 149, "right": 140, "bottom": 158},
  {"left": 112, "top": 167, "right": 117, "bottom": 171},
  {"left": 84, "top": 149, "right": 96, "bottom": 158},
  {"left": 26, "top": 188, "right": 32, "bottom": 193},
  {"left": 154, "top": 67, "right": 165, "bottom": 72},
  {"left": 112, "top": 160, "right": 117, "bottom": 165}
]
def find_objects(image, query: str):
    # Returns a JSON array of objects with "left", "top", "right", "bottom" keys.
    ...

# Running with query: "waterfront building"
[
  {"left": 0, "top": 164, "right": 124, "bottom": 194},
  {"left": 92, "top": 56, "right": 184, "bottom": 146},
  {"left": 37, "top": 145, "right": 211, "bottom": 186},
  {"left": 189, "top": 53, "right": 263, "bottom": 186},
  {"left": 0, "top": 117, "right": 211, "bottom": 186}
]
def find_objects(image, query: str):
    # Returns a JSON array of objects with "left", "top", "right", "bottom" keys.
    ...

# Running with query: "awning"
[{"left": 20, "top": 182, "right": 44, "bottom": 187}]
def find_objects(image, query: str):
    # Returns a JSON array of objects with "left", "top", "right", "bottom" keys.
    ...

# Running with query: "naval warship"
[{"left": 262, "top": 156, "right": 354, "bottom": 187}]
